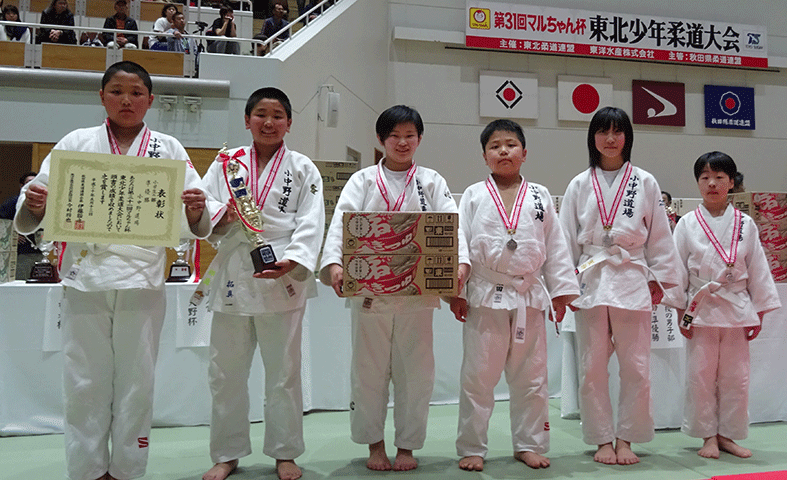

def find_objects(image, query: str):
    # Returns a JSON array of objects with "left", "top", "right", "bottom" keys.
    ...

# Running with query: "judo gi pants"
[
  {"left": 61, "top": 287, "right": 165, "bottom": 480},
  {"left": 208, "top": 309, "right": 305, "bottom": 462},
  {"left": 575, "top": 305, "right": 654, "bottom": 445},
  {"left": 456, "top": 306, "right": 549, "bottom": 458},
  {"left": 683, "top": 326, "right": 750, "bottom": 440},
  {"left": 350, "top": 306, "right": 434, "bottom": 450}
]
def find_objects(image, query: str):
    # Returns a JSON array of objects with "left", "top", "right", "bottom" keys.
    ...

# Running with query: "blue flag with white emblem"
[{"left": 704, "top": 85, "right": 755, "bottom": 130}]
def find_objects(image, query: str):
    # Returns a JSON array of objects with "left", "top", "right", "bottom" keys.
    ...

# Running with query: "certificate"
[{"left": 44, "top": 150, "right": 186, "bottom": 247}]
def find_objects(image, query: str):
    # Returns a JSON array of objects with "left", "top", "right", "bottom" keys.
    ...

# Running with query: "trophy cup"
[
  {"left": 167, "top": 239, "right": 192, "bottom": 282},
  {"left": 26, "top": 231, "right": 59, "bottom": 283},
  {"left": 220, "top": 145, "right": 280, "bottom": 273}
]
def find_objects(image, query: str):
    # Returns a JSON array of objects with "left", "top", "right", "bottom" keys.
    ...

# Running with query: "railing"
[{"left": 0, "top": 1, "right": 341, "bottom": 74}]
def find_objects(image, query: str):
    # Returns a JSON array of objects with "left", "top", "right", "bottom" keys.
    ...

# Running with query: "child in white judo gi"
[
  {"left": 670, "top": 151, "right": 780, "bottom": 459},
  {"left": 199, "top": 87, "right": 324, "bottom": 480},
  {"left": 15, "top": 61, "right": 210, "bottom": 480},
  {"left": 559, "top": 107, "right": 681, "bottom": 465},
  {"left": 319, "top": 105, "right": 470, "bottom": 471},
  {"left": 450, "top": 119, "right": 579, "bottom": 471}
]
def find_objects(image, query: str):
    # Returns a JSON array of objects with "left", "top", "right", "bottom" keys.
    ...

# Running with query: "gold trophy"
[{"left": 220, "top": 144, "right": 280, "bottom": 273}]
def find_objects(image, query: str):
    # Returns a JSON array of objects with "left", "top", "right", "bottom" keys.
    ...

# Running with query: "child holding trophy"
[
  {"left": 15, "top": 61, "right": 210, "bottom": 480},
  {"left": 198, "top": 87, "right": 324, "bottom": 480}
]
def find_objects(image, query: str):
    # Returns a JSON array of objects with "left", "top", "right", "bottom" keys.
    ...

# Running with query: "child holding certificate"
[
  {"left": 670, "top": 152, "right": 780, "bottom": 459},
  {"left": 558, "top": 107, "right": 680, "bottom": 465},
  {"left": 14, "top": 61, "right": 209, "bottom": 480},
  {"left": 451, "top": 119, "right": 579, "bottom": 471},
  {"left": 319, "top": 105, "right": 470, "bottom": 472},
  {"left": 198, "top": 87, "right": 324, "bottom": 480}
]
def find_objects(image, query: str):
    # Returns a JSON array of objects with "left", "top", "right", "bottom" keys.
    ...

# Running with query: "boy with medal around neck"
[
  {"left": 319, "top": 105, "right": 470, "bottom": 472},
  {"left": 559, "top": 107, "right": 681, "bottom": 466},
  {"left": 199, "top": 87, "right": 324, "bottom": 480},
  {"left": 667, "top": 151, "right": 780, "bottom": 460},
  {"left": 15, "top": 61, "right": 210, "bottom": 480},
  {"left": 450, "top": 119, "right": 579, "bottom": 472}
]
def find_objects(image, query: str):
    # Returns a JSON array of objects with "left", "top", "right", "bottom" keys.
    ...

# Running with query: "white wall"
[{"left": 389, "top": 0, "right": 787, "bottom": 199}]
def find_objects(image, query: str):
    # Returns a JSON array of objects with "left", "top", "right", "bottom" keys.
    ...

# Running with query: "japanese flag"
[
  {"left": 558, "top": 75, "right": 613, "bottom": 121},
  {"left": 480, "top": 71, "right": 538, "bottom": 119}
]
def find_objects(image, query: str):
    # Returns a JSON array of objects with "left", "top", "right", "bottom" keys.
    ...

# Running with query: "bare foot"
[
  {"left": 718, "top": 435, "right": 752, "bottom": 458},
  {"left": 393, "top": 448, "right": 418, "bottom": 471},
  {"left": 593, "top": 442, "right": 617, "bottom": 465},
  {"left": 698, "top": 436, "right": 720, "bottom": 459},
  {"left": 514, "top": 451, "right": 550, "bottom": 469},
  {"left": 276, "top": 459, "right": 302, "bottom": 480},
  {"left": 458, "top": 455, "right": 484, "bottom": 471},
  {"left": 203, "top": 459, "right": 239, "bottom": 480},
  {"left": 367, "top": 440, "right": 392, "bottom": 471},
  {"left": 615, "top": 438, "right": 640, "bottom": 465}
]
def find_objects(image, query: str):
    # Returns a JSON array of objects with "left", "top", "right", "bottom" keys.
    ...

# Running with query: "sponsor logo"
[
  {"left": 544, "top": 422, "right": 550, "bottom": 431},
  {"left": 496, "top": 80, "right": 523, "bottom": 109},
  {"left": 138, "top": 437, "right": 149, "bottom": 448},
  {"left": 632, "top": 80, "right": 685, "bottom": 126},
  {"left": 469, "top": 8, "right": 490, "bottom": 29}
]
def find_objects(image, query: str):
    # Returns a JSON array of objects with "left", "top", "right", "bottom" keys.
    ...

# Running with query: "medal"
[
  {"left": 486, "top": 176, "right": 528, "bottom": 253},
  {"left": 591, "top": 163, "right": 632, "bottom": 248},
  {"left": 696, "top": 206, "right": 742, "bottom": 284}
]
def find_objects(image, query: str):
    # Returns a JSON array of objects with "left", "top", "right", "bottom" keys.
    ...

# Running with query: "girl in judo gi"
[
  {"left": 559, "top": 107, "right": 681, "bottom": 465},
  {"left": 199, "top": 87, "right": 324, "bottom": 480},
  {"left": 450, "top": 119, "right": 579, "bottom": 472},
  {"left": 15, "top": 61, "right": 210, "bottom": 480},
  {"left": 670, "top": 152, "right": 780, "bottom": 459},
  {"left": 319, "top": 105, "right": 470, "bottom": 472}
]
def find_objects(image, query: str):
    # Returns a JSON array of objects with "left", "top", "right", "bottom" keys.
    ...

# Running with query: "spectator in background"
[
  {"left": 732, "top": 171, "right": 746, "bottom": 193},
  {"left": 103, "top": 0, "right": 138, "bottom": 48},
  {"left": 149, "top": 2, "right": 178, "bottom": 51},
  {"left": 304, "top": 0, "right": 334, "bottom": 21},
  {"left": 166, "top": 12, "right": 196, "bottom": 55},
  {"left": 252, "top": 31, "right": 267, "bottom": 55},
  {"left": 261, "top": 1, "right": 289, "bottom": 42},
  {"left": 0, "top": 172, "right": 43, "bottom": 280},
  {"left": 36, "top": 0, "right": 76, "bottom": 44},
  {"left": 662, "top": 190, "right": 681, "bottom": 232},
  {"left": 206, "top": 5, "right": 240, "bottom": 55},
  {"left": 1, "top": 5, "right": 30, "bottom": 43}
]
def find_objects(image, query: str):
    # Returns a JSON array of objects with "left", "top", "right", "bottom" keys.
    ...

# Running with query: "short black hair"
[
  {"left": 245, "top": 87, "right": 292, "bottom": 119},
  {"left": 376, "top": 105, "right": 423, "bottom": 141},
  {"left": 587, "top": 106, "right": 634, "bottom": 168},
  {"left": 3, "top": 4, "right": 20, "bottom": 17},
  {"left": 661, "top": 190, "right": 672, "bottom": 203},
  {"left": 694, "top": 151, "right": 737, "bottom": 182},
  {"left": 102, "top": 61, "right": 152, "bottom": 94},
  {"left": 160, "top": 2, "right": 178, "bottom": 17},
  {"left": 20, "top": 172, "right": 37, "bottom": 184},
  {"left": 480, "top": 119, "right": 526, "bottom": 152},
  {"left": 219, "top": 5, "right": 233, "bottom": 17}
]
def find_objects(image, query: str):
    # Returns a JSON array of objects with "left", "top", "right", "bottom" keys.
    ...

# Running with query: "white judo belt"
[
  {"left": 680, "top": 275, "right": 747, "bottom": 329},
  {"left": 89, "top": 243, "right": 159, "bottom": 262},
  {"left": 575, "top": 244, "right": 667, "bottom": 299},
  {"left": 472, "top": 262, "right": 558, "bottom": 343}
]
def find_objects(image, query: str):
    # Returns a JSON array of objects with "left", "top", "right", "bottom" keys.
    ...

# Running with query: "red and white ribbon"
[
  {"left": 695, "top": 207, "right": 742, "bottom": 268},
  {"left": 376, "top": 160, "right": 417, "bottom": 212},
  {"left": 590, "top": 162, "right": 632, "bottom": 229},
  {"left": 485, "top": 176, "right": 528, "bottom": 234},
  {"left": 106, "top": 119, "right": 151, "bottom": 157}
]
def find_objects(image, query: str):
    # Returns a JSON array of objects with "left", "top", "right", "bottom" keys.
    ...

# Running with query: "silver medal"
[{"left": 507, "top": 238, "right": 518, "bottom": 250}]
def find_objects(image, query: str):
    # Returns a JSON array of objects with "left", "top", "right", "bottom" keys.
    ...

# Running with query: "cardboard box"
[
  {"left": 0, "top": 219, "right": 18, "bottom": 283},
  {"left": 314, "top": 160, "right": 357, "bottom": 186},
  {"left": 342, "top": 253, "right": 457, "bottom": 296},
  {"left": 730, "top": 192, "right": 787, "bottom": 283},
  {"left": 342, "top": 212, "right": 457, "bottom": 255}
]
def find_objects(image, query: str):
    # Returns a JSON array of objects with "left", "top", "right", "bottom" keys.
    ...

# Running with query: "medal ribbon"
[
  {"left": 590, "top": 162, "right": 632, "bottom": 229},
  {"left": 106, "top": 119, "right": 150, "bottom": 157},
  {"left": 250, "top": 143, "right": 286, "bottom": 206},
  {"left": 376, "top": 160, "right": 417, "bottom": 211},
  {"left": 485, "top": 176, "right": 528, "bottom": 234},
  {"left": 695, "top": 207, "right": 742, "bottom": 267}
]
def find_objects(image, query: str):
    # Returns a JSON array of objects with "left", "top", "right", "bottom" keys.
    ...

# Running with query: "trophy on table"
[
  {"left": 167, "top": 239, "right": 192, "bottom": 282},
  {"left": 219, "top": 144, "right": 280, "bottom": 273},
  {"left": 26, "top": 230, "right": 59, "bottom": 283}
]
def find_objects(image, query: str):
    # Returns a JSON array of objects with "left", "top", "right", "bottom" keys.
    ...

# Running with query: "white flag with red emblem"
[
  {"left": 480, "top": 71, "right": 538, "bottom": 119},
  {"left": 557, "top": 75, "right": 613, "bottom": 121}
]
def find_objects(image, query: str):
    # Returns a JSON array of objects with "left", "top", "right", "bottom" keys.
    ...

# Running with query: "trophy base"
[
  {"left": 26, "top": 262, "right": 59, "bottom": 283},
  {"left": 167, "top": 264, "right": 192, "bottom": 282},
  {"left": 251, "top": 244, "right": 280, "bottom": 273}
]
